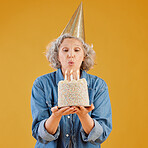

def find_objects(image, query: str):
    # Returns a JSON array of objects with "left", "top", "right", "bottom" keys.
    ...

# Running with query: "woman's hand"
[
  {"left": 73, "top": 104, "right": 95, "bottom": 134},
  {"left": 51, "top": 106, "right": 77, "bottom": 118},
  {"left": 45, "top": 106, "right": 76, "bottom": 135},
  {"left": 74, "top": 104, "right": 94, "bottom": 117},
  {"left": 48, "top": 104, "right": 95, "bottom": 135}
]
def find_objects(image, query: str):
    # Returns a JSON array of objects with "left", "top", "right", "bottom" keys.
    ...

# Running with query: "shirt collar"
[{"left": 56, "top": 68, "right": 90, "bottom": 86}]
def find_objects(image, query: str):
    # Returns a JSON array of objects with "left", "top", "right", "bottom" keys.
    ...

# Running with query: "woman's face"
[{"left": 58, "top": 38, "right": 85, "bottom": 72}]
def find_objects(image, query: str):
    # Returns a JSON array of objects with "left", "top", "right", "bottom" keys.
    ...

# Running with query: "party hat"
[{"left": 61, "top": 2, "right": 85, "bottom": 41}]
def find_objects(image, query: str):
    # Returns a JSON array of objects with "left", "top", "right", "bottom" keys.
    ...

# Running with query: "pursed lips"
[{"left": 68, "top": 61, "right": 74, "bottom": 65}]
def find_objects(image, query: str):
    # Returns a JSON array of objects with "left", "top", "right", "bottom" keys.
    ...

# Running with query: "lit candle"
[
  {"left": 70, "top": 69, "right": 73, "bottom": 81},
  {"left": 64, "top": 70, "right": 67, "bottom": 80},
  {"left": 77, "top": 69, "right": 79, "bottom": 80}
]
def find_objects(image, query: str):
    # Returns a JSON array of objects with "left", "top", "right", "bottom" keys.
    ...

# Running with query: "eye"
[
  {"left": 74, "top": 47, "right": 80, "bottom": 52},
  {"left": 62, "top": 47, "right": 69, "bottom": 52}
]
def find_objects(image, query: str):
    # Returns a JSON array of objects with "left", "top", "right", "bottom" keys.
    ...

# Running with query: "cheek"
[
  {"left": 58, "top": 52, "right": 64, "bottom": 61},
  {"left": 76, "top": 56, "right": 84, "bottom": 64},
  {"left": 76, "top": 52, "right": 84, "bottom": 61},
  {"left": 58, "top": 53, "right": 67, "bottom": 64}
]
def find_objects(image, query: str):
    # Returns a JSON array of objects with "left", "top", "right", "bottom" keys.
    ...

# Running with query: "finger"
[
  {"left": 68, "top": 107, "right": 79, "bottom": 114},
  {"left": 58, "top": 106, "right": 70, "bottom": 114},
  {"left": 88, "top": 104, "right": 95, "bottom": 111},
  {"left": 87, "top": 107, "right": 93, "bottom": 112},
  {"left": 62, "top": 107, "right": 75, "bottom": 115},
  {"left": 71, "top": 109, "right": 78, "bottom": 114},
  {"left": 79, "top": 106, "right": 86, "bottom": 112},
  {"left": 71, "top": 107, "right": 80, "bottom": 114},
  {"left": 86, "top": 104, "right": 94, "bottom": 112},
  {"left": 51, "top": 106, "right": 58, "bottom": 113},
  {"left": 91, "top": 104, "right": 95, "bottom": 110},
  {"left": 73, "top": 106, "right": 80, "bottom": 110}
]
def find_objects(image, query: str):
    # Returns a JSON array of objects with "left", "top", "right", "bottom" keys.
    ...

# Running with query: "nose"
[{"left": 67, "top": 49, "right": 75, "bottom": 58}]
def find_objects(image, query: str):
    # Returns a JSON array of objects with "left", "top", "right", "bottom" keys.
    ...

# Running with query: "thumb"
[
  {"left": 91, "top": 104, "right": 95, "bottom": 110},
  {"left": 51, "top": 106, "right": 58, "bottom": 113},
  {"left": 79, "top": 106, "right": 85, "bottom": 111},
  {"left": 87, "top": 104, "right": 94, "bottom": 112}
]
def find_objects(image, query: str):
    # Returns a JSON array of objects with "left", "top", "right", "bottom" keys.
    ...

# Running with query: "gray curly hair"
[{"left": 45, "top": 33, "right": 96, "bottom": 71}]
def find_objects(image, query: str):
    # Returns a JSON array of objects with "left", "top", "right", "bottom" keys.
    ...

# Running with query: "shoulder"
[
  {"left": 87, "top": 73, "right": 107, "bottom": 85},
  {"left": 87, "top": 73, "right": 111, "bottom": 105},
  {"left": 86, "top": 73, "right": 108, "bottom": 90}
]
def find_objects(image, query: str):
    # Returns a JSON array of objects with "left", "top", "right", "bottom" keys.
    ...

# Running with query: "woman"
[{"left": 31, "top": 3, "right": 112, "bottom": 148}]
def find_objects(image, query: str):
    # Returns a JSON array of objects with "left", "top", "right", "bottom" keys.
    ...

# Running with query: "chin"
[{"left": 66, "top": 66, "right": 77, "bottom": 71}]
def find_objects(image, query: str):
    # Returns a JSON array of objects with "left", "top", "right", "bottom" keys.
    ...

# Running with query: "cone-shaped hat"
[{"left": 61, "top": 2, "right": 85, "bottom": 41}]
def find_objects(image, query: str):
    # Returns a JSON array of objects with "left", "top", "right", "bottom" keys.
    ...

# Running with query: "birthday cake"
[{"left": 58, "top": 78, "right": 90, "bottom": 108}]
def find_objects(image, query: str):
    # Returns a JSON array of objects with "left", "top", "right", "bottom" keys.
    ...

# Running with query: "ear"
[
  {"left": 82, "top": 55, "right": 86, "bottom": 61},
  {"left": 57, "top": 54, "right": 60, "bottom": 61},
  {"left": 82, "top": 57, "right": 85, "bottom": 61}
]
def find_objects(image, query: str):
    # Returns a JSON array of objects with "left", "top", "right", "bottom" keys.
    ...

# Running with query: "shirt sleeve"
[
  {"left": 80, "top": 118, "right": 103, "bottom": 143},
  {"left": 31, "top": 78, "right": 60, "bottom": 144},
  {"left": 38, "top": 119, "right": 60, "bottom": 142},
  {"left": 80, "top": 78, "right": 112, "bottom": 144}
]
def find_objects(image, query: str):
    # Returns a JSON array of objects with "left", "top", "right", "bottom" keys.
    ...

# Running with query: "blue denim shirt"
[{"left": 31, "top": 68, "right": 112, "bottom": 148}]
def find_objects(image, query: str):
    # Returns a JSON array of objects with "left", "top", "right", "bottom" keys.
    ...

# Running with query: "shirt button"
[
  {"left": 66, "top": 134, "right": 69, "bottom": 137},
  {"left": 67, "top": 116, "right": 70, "bottom": 119}
]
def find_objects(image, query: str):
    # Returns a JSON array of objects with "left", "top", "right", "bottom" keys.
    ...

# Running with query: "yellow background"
[{"left": 0, "top": 0, "right": 148, "bottom": 147}]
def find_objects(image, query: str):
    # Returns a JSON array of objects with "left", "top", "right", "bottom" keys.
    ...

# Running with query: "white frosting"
[{"left": 58, "top": 78, "right": 89, "bottom": 107}]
